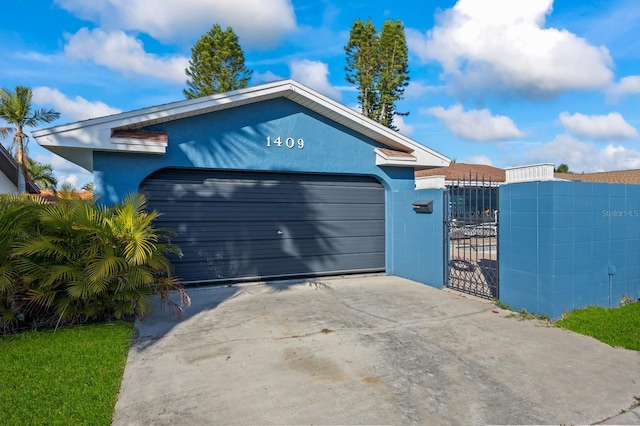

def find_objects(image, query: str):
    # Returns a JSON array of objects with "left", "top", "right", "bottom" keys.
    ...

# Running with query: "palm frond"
[{"left": 85, "top": 255, "right": 128, "bottom": 284}]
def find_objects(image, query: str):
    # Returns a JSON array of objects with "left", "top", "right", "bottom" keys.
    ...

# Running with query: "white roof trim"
[
  {"left": 33, "top": 79, "right": 449, "bottom": 172},
  {"left": 375, "top": 147, "right": 417, "bottom": 167},
  {"left": 110, "top": 136, "right": 168, "bottom": 149},
  {"left": 415, "top": 175, "right": 446, "bottom": 190}
]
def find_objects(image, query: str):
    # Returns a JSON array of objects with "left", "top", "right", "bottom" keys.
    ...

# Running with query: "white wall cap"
[
  {"left": 505, "top": 163, "right": 555, "bottom": 183},
  {"left": 415, "top": 175, "right": 446, "bottom": 190}
]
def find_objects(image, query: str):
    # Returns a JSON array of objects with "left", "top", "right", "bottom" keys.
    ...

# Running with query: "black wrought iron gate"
[{"left": 444, "top": 175, "right": 499, "bottom": 299}]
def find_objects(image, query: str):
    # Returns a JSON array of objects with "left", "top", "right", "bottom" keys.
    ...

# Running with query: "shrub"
[
  {"left": 0, "top": 194, "right": 45, "bottom": 332},
  {"left": 0, "top": 193, "right": 189, "bottom": 333}
]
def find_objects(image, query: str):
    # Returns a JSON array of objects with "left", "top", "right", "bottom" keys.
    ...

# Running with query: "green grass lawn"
[
  {"left": 556, "top": 302, "right": 640, "bottom": 351},
  {"left": 0, "top": 321, "right": 134, "bottom": 425}
]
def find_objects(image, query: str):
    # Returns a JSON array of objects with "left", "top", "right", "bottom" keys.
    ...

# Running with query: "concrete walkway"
[{"left": 113, "top": 275, "right": 640, "bottom": 425}]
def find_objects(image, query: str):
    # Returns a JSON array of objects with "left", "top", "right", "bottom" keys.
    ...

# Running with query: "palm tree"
[
  {"left": 59, "top": 182, "right": 76, "bottom": 192},
  {"left": 0, "top": 86, "right": 60, "bottom": 193},
  {"left": 12, "top": 193, "right": 189, "bottom": 325},
  {"left": 27, "top": 158, "right": 58, "bottom": 191}
]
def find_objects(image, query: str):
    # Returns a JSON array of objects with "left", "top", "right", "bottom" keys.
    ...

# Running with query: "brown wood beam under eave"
[{"left": 111, "top": 130, "right": 168, "bottom": 143}]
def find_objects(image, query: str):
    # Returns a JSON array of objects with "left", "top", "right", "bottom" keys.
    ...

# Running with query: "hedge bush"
[{"left": 0, "top": 193, "right": 189, "bottom": 333}]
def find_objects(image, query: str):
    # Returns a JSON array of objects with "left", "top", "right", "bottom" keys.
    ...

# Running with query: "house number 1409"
[{"left": 266, "top": 136, "right": 304, "bottom": 149}]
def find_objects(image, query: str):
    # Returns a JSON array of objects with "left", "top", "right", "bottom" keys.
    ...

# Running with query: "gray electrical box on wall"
[{"left": 413, "top": 200, "right": 433, "bottom": 213}]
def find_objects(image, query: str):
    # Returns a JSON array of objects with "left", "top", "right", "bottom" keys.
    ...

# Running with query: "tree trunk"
[{"left": 14, "top": 130, "right": 27, "bottom": 193}]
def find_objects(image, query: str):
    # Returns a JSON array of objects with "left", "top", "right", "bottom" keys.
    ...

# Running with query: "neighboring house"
[
  {"left": 416, "top": 162, "right": 506, "bottom": 186},
  {"left": 0, "top": 143, "right": 39, "bottom": 194},
  {"left": 555, "top": 169, "right": 640, "bottom": 184},
  {"left": 38, "top": 189, "right": 94, "bottom": 202},
  {"left": 418, "top": 163, "right": 640, "bottom": 186},
  {"left": 33, "top": 79, "right": 450, "bottom": 285}
]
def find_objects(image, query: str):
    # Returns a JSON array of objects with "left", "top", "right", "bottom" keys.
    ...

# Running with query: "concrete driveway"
[{"left": 113, "top": 275, "right": 640, "bottom": 425}]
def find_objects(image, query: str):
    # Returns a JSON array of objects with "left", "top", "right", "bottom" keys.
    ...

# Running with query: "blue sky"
[{"left": 2, "top": 0, "right": 640, "bottom": 188}]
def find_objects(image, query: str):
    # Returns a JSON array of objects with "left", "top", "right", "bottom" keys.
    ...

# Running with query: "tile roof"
[
  {"left": 554, "top": 170, "right": 640, "bottom": 184},
  {"left": 38, "top": 190, "right": 94, "bottom": 202},
  {"left": 416, "top": 163, "right": 506, "bottom": 183}
]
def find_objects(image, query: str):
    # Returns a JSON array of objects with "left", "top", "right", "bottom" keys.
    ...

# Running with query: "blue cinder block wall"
[
  {"left": 500, "top": 181, "right": 640, "bottom": 318},
  {"left": 92, "top": 98, "right": 444, "bottom": 287},
  {"left": 389, "top": 187, "right": 444, "bottom": 288}
]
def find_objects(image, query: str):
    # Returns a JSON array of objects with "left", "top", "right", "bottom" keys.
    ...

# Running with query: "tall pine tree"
[
  {"left": 184, "top": 24, "right": 253, "bottom": 99},
  {"left": 377, "top": 20, "right": 409, "bottom": 130},
  {"left": 345, "top": 19, "right": 380, "bottom": 119},
  {"left": 344, "top": 18, "right": 410, "bottom": 130}
]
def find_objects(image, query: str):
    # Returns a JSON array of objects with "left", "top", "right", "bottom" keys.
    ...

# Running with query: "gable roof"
[
  {"left": 0, "top": 143, "right": 39, "bottom": 193},
  {"left": 33, "top": 80, "right": 450, "bottom": 172},
  {"left": 416, "top": 162, "right": 505, "bottom": 183}
]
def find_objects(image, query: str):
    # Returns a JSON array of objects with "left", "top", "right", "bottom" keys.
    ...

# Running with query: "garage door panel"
[
  {"left": 142, "top": 169, "right": 385, "bottom": 283},
  {"left": 144, "top": 182, "right": 384, "bottom": 204},
  {"left": 154, "top": 205, "right": 386, "bottom": 222},
  {"left": 163, "top": 220, "right": 385, "bottom": 240},
  {"left": 154, "top": 202, "right": 386, "bottom": 214},
  {"left": 177, "top": 235, "right": 386, "bottom": 258},
  {"left": 169, "top": 252, "right": 386, "bottom": 282}
]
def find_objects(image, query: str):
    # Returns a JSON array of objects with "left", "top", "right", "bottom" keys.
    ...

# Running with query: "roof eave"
[{"left": 33, "top": 80, "right": 450, "bottom": 170}]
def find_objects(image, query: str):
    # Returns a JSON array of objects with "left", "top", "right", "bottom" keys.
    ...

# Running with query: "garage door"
[{"left": 140, "top": 169, "right": 385, "bottom": 283}]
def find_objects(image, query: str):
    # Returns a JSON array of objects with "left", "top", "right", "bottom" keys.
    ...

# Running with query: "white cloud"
[
  {"left": 289, "top": 60, "right": 341, "bottom": 100},
  {"left": 464, "top": 155, "right": 494, "bottom": 166},
  {"left": 423, "top": 104, "right": 525, "bottom": 141},
  {"left": 63, "top": 174, "right": 79, "bottom": 187},
  {"left": 253, "top": 71, "right": 284, "bottom": 84},
  {"left": 607, "top": 75, "right": 640, "bottom": 101},
  {"left": 33, "top": 152, "right": 93, "bottom": 189},
  {"left": 525, "top": 134, "right": 640, "bottom": 172},
  {"left": 404, "top": 81, "right": 444, "bottom": 98},
  {"left": 394, "top": 115, "right": 414, "bottom": 136},
  {"left": 558, "top": 112, "right": 638, "bottom": 141},
  {"left": 14, "top": 52, "right": 54, "bottom": 63},
  {"left": 33, "top": 87, "right": 122, "bottom": 121},
  {"left": 407, "top": 0, "right": 613, "bottom": 98},
  {"left": 64, "top": 28, "right": 188, "bottom": 82},
  {"left": 55, "top": 0, "right": 296, "bottom": 48}
]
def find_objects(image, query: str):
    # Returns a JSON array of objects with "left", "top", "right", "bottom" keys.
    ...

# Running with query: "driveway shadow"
[{"left": 135, "top": 278, "right": 331, "bottom": 351}]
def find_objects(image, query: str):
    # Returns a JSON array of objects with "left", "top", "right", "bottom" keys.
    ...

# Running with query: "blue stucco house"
[{"left": 34, "top": 80, "right": 450, "bottom": 285}]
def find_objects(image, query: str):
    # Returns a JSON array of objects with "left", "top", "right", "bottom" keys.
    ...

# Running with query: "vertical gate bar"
[
  {"left": 443, "top": 189, "right": 450, "bottom": 288},
  {"left": 473, "top": 175, "right": 479, "bottom": 294},
  {"left": 495, "top": 179, "right": 500, "bottom": 300},
  {"left": 483, "top": 175, "right": 488, "bottom": 295}
]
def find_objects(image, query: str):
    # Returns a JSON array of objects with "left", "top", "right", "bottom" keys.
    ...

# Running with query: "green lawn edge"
[
  {"left": 0, "top": 321, "right": 134, "bottom": 425},
  {"left": 556, "top": 302, "right": 640, "bottom": 351}
]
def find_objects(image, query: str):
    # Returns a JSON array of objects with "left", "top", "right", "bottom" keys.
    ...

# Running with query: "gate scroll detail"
[{"left": 444, "top": 175, "right": 499, "bottom": 299}]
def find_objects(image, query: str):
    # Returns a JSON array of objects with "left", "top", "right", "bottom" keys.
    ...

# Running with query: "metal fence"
[{"left": 444, "top": 174, "right": 499, "bottom": 299}]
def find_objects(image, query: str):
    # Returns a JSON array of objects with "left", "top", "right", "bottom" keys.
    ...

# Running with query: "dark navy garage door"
[{"left": 140, "top": 169, "right": 385, "bottom": 283}]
